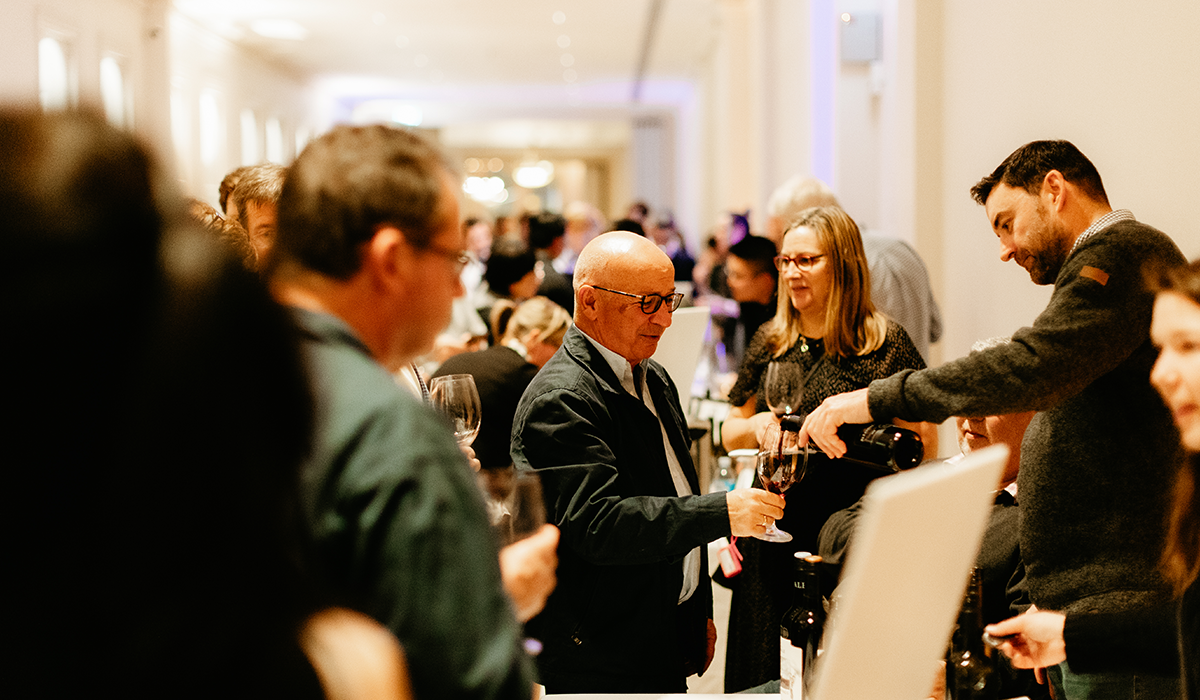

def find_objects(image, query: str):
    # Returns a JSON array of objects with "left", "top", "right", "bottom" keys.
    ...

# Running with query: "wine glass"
[
  {"left": 429, "top": 374, "right": 482, "bottom": 446},
  {"left": 753, "top": 422, "right": 804, "bottom": 542},
  {"left": 764, "top": 361, "right": 805, "bottom": 418}
]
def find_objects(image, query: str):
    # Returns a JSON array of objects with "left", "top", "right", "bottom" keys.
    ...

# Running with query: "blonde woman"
[{"left": 717, "top": 206, "right": 931, "bottom": 692}]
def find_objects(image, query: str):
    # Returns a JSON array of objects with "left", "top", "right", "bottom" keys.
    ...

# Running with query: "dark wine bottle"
[
  {"left": 780, "top": 552, "right": 825, "bottom": 700},
  {"left": 778, "top": 416, "right": 924, "bottom": 472},
  {"left": 945, "top": 567, "right": 999, "bottom": 700}
]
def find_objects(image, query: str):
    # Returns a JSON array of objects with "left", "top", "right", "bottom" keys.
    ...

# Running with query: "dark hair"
[
  {"left": 3, "top": 109, "right": 319, "bottom": 694},
  {"left": 970, "top": 140, "right": 1109, "bottom": 206},
  {"left": 232, "top": 162, "right": 287, "bottom": 231},
  {"left": 728, "top": 234, "right": 779, "bottom": 281},
  {"left": 528, "top": 212, "right": 566, "bottom": 250},
  {"left": 1148, "top": 259, "right": 1200, "bottom": 594},
  {"left": 271, "top": 124, "right": 453, "bottom": 280},
  {"left": 484, "top": 237, "right": 537, "bottom": 297},
  {"left": 612, "top": 218, "right": 646, "bottom": 236}
]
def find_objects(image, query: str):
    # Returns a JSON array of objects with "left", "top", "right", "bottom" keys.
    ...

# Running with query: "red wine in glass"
[{"left": 753, "top": 423, "right": 802, "bottom": 542}]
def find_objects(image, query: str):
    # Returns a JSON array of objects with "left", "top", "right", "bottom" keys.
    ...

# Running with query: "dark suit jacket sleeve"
[{"left": 512, "top": 384, "right": 729, "bottom": 567}]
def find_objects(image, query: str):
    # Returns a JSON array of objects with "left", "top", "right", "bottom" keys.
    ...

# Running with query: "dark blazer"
[
  {"left": 511, "top": 326, "right": 730, "bottom": 692},
  {"left": 433, "top": 345, "right": 539, "bottom": 471}
]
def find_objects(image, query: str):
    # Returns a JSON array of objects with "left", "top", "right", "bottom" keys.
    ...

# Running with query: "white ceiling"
[{"left": 173, "top": 0, "right": 722, "bottom": 118}]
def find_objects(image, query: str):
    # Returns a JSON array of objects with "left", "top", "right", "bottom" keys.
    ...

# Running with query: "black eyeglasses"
[
  {"left": 773, "top": 254, "right": 826, "bottom": 272},
  {"left": 588, "top": 285, "right": 684, "bottom": 314}
]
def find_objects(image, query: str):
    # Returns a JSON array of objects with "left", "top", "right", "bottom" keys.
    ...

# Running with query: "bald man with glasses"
[{"left": 512, "top": 231, "right": 784, "bottom": 694}]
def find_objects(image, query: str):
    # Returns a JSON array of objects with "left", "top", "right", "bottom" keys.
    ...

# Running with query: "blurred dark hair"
[
  {"left": 728, "top": 234, "right": 779, "bottom": 280},
  {"left": 611, "top": 218, "right": 645, "bottom": 236},
  {"left": 2, "top": 109, "right": 318, "bottom": 696},
  {"left": 528, "top": 211, "right": 566, "bottom": 250},
  {"left": 484, "top": 237, "right": 537, "bottom": 297},
  {"left": 271, "top": 123, "right": 454, "bottom": 280},
  {"left": 970, "top": 140, "right": 1109, "bottom": 206}
]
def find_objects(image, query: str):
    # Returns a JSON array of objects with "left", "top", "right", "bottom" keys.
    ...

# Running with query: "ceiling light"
[
  {"left": 514, "top": 161, "right": 555, "bottom": 189},
  {"left": 552, "top": 11, "right": 566, "bottom": 25},
  {"left": 414, "top": 54, "right": 429, "bottom": 67},
  {"left": 463, "top": 176, "right": 508, "bottom": 203},
  {"left": 561, "top": 54, "right": 574, "bottom": 67},
  {"left": 396, "top": 35, "right": 409, "bottom": 48},
  {"left": 391, "top": 105, "right": 422, "bottom": 127},
  {"left": 250, "top": 19, "right": 309, "bottom": 41},
  {"left": 563, "top": 69, "right": 577, "bottom": 83},
  {"left": 841, "top": 12, "right": 853, "bottom": 23},
  {"left": 557, "top": 34, "right": 571, "bottom": 48},
  {"left": 372, "top": 12, "right": 386, "bottom": 25}
]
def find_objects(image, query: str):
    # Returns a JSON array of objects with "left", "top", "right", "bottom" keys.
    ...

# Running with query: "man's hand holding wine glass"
[{"left": 726, "top": 487, "right": 786, "bottom": 538}]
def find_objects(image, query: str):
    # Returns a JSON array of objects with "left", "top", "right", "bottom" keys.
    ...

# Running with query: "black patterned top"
[
  {"left": 728, "top": 318, "right": 926, "bottom": 416},
  {"left": 718, "top": 318, "right": 926, "bottom": 692}
]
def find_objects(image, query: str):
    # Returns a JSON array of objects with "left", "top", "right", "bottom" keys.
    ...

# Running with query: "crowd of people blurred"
[{"left": 10, "top": 104, "right": 1199, "bottom": 700}]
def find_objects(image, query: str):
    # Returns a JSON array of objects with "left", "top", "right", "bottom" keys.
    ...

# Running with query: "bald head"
[
  {"left": 575, "top": 230, "right": 673, "bottom": 291},
  {"left": 574, "top": 231, "right": 676, "bottom": 364}
]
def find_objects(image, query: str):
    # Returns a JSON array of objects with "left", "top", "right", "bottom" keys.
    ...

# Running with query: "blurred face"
[
  {"left": 1151, "top": 292, "right": 1200, "bottom": 452},
  {"left": 244, "top": 200, "right": 277, "bottom": 265},
  {"left": 984, "top": 183, "right": 1071, "bottom": 286},
  {"left": 591, "top": 265, "right": 676, "bottom": 365},
  {"left": 509, "top": 265, "right": 543, "bottom": 300},
  {"left": 779, "top": 226, "right": 831, "bottom": 325},
  {"left": 400, "top": 176, "right": 465, "bottom": 359},
  {"left": 466, "top": 221, "right": 493, "bottom": 260},
  {"left": 726, "top": 255, "right": 774, "bottom": 305}
]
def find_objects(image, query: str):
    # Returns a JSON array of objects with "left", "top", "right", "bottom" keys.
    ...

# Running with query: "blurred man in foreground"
[{"left": 269, "top": 124, "right": 554, "bottom": 700}]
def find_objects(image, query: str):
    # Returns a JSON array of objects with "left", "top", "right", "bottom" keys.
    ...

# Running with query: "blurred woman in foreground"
[{"left": 987, "top": 258, "right": 1200, "bottom": 698}]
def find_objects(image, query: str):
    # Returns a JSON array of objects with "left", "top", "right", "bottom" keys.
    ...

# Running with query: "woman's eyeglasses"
[{"left": 773, "top": 254, "right": 826, "bottom": 272}]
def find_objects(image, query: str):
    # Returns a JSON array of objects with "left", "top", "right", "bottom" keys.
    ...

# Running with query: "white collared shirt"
[{"left": 577, "top": 328, "right": 701, "bottom": 603}]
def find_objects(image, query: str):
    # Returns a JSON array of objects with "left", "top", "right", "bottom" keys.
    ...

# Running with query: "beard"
[{"left": 1022, "top": 205, "right": 1072, "bottom": 285}]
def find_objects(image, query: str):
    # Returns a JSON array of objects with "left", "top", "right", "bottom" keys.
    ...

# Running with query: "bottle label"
[{"left": 780, "top": 636, "right": 804, "bottom": 699}]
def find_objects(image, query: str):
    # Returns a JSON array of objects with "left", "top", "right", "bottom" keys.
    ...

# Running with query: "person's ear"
[
  {"left": 577, "top": 286, "right": 599, "bottom": 321},
  {"left": 1042, "top": 170, "right": 1067, "bottom": 212},
  {"left": 365, "top": 225, "right": 408, "bottom": 293}
]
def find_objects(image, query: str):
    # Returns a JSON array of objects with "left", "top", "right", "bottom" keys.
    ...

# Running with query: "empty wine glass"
[
  {"left": 764, "top": 361, "right": 805, "bottom": 418},
  {"left": 753, "top": 422, "right": 803, "bottom": 543},
  {"left": 429, "top": 374, "right": 482, "bottom": 446}
]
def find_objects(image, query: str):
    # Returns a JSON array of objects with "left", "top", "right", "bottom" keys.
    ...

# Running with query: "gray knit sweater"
[{"left": 869, "top": 219, "right": 1185, "bottom": 613}]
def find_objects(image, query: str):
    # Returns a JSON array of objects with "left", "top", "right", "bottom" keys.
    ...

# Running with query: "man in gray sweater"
[{"left": 800, "top": 140, "right": 1184, "bottom": 700}]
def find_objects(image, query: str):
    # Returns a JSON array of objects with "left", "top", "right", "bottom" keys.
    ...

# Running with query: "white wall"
[
  {"left": 0, "top": 0, "right": 170, "bottom": 152},
  {"left": 919, "top": 0, "right": 1200, "bottom": 368},
  {"left": 168, "top": 14, "right": 312, "bottom": 206}
]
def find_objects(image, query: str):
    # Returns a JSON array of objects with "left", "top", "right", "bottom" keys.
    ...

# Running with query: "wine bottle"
[
  {"left": 780, "top": 552, "right": 825, "bottom": 700},
  {"left": 945, "top": 567, "right": 999, "bottom": 700},
  {"left": 778, "top": 416, "right": 924, "bottom": 472}
]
